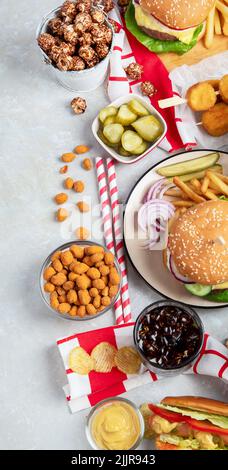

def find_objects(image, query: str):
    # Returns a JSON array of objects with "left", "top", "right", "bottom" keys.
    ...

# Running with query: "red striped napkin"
[
  {"left": 107, "top": 8, "right": 194, "bottom": 153},
  {"left": 57, "top": 323, "right": 228, "bottom": 413}
]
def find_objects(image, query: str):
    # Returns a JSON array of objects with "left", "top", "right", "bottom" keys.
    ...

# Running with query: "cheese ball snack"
[
  {"left": 41, "top": 242, "right": 121, "bottom": 319},
  {"left": 202, "top": 102, "right": 228, "bottom": 137},
  {"left": 186, "top": 82, "right": 217, "bottom": 111}
]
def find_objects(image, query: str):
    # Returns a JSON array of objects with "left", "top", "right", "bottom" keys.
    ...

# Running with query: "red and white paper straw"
[
  {"left": 95, "top": 157, "right": 124, "bottom": 324},
  {"left": 107, "top": 158, "right": 132, "bottom": 323}
]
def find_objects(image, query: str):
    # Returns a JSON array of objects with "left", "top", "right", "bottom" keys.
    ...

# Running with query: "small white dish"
[{"left": 92, "top": 93, "right": 167, "bottom": 164}]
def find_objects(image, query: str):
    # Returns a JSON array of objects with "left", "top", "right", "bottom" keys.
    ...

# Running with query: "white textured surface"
[{"left": 0, "top": 0, "right": 228, "bottom": 450}]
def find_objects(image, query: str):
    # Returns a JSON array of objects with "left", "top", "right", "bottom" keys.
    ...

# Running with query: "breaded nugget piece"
[
  {"left": 202, "top": 102, "right": 228, "bottom": 137},
  {"left": 219, "top": 75, "right": 228, "bottom": 104},
  {"left": 186, "top": 82, "right": 217, "bottom": 111}
]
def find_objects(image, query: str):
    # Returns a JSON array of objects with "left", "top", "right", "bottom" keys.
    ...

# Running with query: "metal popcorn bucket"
[{"left": 36, "top": 6, "right": 113, "bottom": 92}]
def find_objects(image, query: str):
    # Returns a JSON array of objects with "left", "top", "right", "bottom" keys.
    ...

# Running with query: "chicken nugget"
[
  {"left": 186, "top": 82, "right": 217, "bottom": 111},
  {"left": 202, "top": 102, "right": 228, "bottom": 137},
  {"left": 219, "top": 74, "right": 228, "bottom": 104}
]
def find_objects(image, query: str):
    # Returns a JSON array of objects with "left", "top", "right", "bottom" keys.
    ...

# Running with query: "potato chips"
[
  {"left": 91, "top": 342, "right": 117, "bottom": 373},
  {"left": 69, "top": 347, "right": 94, "bottom": 375},
  {"left": 114, "top": 346, "right": 142, "bottom": 374}
]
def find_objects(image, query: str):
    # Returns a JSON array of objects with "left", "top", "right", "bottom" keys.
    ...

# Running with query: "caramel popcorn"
[
  {"left": 140, "top": 80, "right": 157, "bottom": 97},
  {"left": 56, "top": 208, "right": 69, "bottom": 222},
  {"left": 78, "top": 32, "right": 93, "bottom": 47},
  {"left": 86, "top": 54, "right": 99, "bottom": 68},
  {"left": 63, "top": 24, "right": 78, "bottom": 45},
  {"left": 78, "top": 45, "right": 96, "bottom": 62},
  {"left": 60, "top": 1, "right": 76, "bottom": 21},
  {"left": 76, "top": 0, "right": 92, "bottom": 13},
  {"left": 49, "top": 45, "right": 62, "bottom": 62},
  {"left": 108, "top": 18, "right": 119, "bottom": 33},
  {"left": 71, "top": 56, "right": 86, "bottom": 71},
  {"left": 95, "top": 43, "right": 109, "bottom": 59},
  {"left": 93, "top": 0, "right": 114, "bottom": 13},
  {"left": 124, "top": 62, "right": 144, "bottom": 80},
  {"left": 76, "top": 227, "right": 90, "bottom": 240},
  {"left": 91, "top": 24, "right": 112, "bottom": 44},
  {"left": 71, "top": 97, "right": 87, "bottom": 114},
  {"left": 37, "top": 33, "right": 56, "bottom": 52},
  {"left": 48, "top": 18, "right": 64, "bottom": 36},
  {"left": 91, "top": 9, "right": 105, "bottom": 24},
  {"left": 56, "top": 53, "right": 74, "bottom": 71},
  {"left": 59, "top": 41, "right": 75, "bottom": 55},
  {"left": 74, "top": 12, "right": 92, "bottom": 33}
]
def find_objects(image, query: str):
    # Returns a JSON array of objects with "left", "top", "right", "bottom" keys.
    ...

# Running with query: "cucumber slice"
[
  {"left": 157, "top": 152, "right": 220, "bottom": 177},
  {"left": 99, "top": 106, "right": 118, "bottom": 124},
  {"left": 103, "top": 116, "right": 116, "bottom": 126},
  {"left": 131, "top": 141, "right": 148, "bottom": 155},
  {"left": 131, "top": 115, "right": 163, "bottom": 142},
  {"left": 116, "top": 105, "right": 137, "bottom": 125},
  {"left": 128, "top": 99, "right": 149, "bottom": 116},
  {"left": 185, "top": 284, "right": 212, "bottom": 297},
  {"left": 121, "top": 130, "right": 143, "bottom": 152},
  {"left": 103, "top": 123, "right": 124, "bottom": 144},
  {"left": 167, "top": 165, "right": 223, "bottom": 183}
]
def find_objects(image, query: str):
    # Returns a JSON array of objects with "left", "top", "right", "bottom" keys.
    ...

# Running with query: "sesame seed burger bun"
[
  {"left": 168, "top": 200, "right": 228, "bottom": 285},
  {"left": 161, "top": 396, "right": 228, "bottom": 417},
  {"left": 140, "top": 0, "right": 216, "bottom": 29}
]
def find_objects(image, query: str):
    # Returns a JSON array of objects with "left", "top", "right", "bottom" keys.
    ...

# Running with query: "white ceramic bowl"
[{"left": 92, "top": 93, "right": 167, "bottom": 164}]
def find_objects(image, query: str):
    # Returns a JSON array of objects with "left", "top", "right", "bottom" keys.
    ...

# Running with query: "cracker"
[
  {"left": 69, "top": 346, "right": 94, "bottom": 375},
  {"left": 115, "top": 346, "right": 142, "bottom": 374},
  {"left": 91, "top": 342, "right": 117, "bottom": 373}
]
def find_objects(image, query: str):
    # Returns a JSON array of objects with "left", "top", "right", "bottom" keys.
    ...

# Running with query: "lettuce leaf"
[
  {"left": 159, "top": 434, "right": 200, "bottom": 449},
  {"left": 125, "top": 1, "right": 203, "bottom": 55},
  {"left": 159, "top": 404, "right": 228, "bottom": 429}
]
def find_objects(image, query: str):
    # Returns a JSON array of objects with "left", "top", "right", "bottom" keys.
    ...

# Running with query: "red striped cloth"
[{"left": 57, "top": 324, "right": 228, "bottom": 413}]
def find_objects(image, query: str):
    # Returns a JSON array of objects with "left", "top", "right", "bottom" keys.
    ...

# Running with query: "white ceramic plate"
[
  {"left": 124, "top": 149, "right": 228, "bottom": 308},
  {"left": 92, "top": 93, "right": 167, "bottom": 164}
]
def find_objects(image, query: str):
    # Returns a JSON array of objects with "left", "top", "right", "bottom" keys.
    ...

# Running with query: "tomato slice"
[
  {"left": 148, "top": 404, "right": 228, "bottom": 437},
  {"left": 187, "top": 418, "right": 228, "bottom": 437},
  {"left": 148, "top": 404, "right": 184, "bottom": 423}
]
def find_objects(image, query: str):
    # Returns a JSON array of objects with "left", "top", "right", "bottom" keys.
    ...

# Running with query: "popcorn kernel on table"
[
  {"left": 77, "top": 201, "right": 90, "bottom": 212},
  {"left": 71, "top": 97, "right": 87, "bottom": 114},
  {"left": 56, "top": 208, "right": 69, "bottom": 222},
  {"left": 73, "top": 180, "right": 85, "bottom": 192},
  {"left": 54, "top": 192, "right": 68, "bottom": 204},
  {"left": 82, "top": 157, "right": 92, "bottom": 170},
  {"left": 140, "top": 80, "right": 157, "bottom": 97},
  {"left": 124, "top": 62, "right": 144, "bottom": 80},
  {"left": 61, "top": 152, "right": 76, "bottom": 162},
  {"left": 76, "top": 226, "right": 89, "bottom": 240}
]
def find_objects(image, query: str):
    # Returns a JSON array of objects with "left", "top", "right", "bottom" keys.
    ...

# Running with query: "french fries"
[
  {"left": 205, "top": 5, "right": 216, "bottom": 48},
  {"left": 203, "top": 0, "right": 228, "bottom": 47},
  {"left": 173, "top": 177, "right": 206, "bottom": 203},
  {"left": 206, "top": 170, "right": 228, "bottom": 196},
  {"left": 204, "top": 189, "right": 218, "bottom": 200},
  {"left": 201, "top": 176, "right": 210, "bottom": 193},
  {"left": 172, "top": 201, "right": 194, "bottom": 207}
]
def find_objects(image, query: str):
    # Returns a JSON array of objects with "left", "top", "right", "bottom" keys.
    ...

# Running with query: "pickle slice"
[
  {"left": 157, "top": 152, "right": 220, "bottom": 177},
  {"left": 99, "top": 106, "right": 118, "bottom": 124},
  {"left": 167, "top": 164, "right": 223, "bottom": 183},
  {"left": 103, "top": 116, "right": 116, "bottom": 126},
  {"left": 103, "top": 123, "right": 124, "bottom": 144},
  {"left": 128, "top": 99, "right": 149, "bottom": 116},
  {"left": 131, "top": 141, "right": 148, "bottom": 155},
  {"left": 116, "top": 105, "right": 137, "bottom": 125},
  {"left": 132, "top": 116, "right": 163, "bottom": 142},
  {"left": 118, "top": 146, "right": 130, "bottom": 157},
  {"left": 121, "top": 130, "right": 143, "bottom": 152},
  {"left": 97, "top": 128, "right": 117, "bottom": 148}
]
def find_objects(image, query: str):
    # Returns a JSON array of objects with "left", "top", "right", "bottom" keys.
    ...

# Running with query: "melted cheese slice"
[{"left": 135, "top": 4, "right": 197, "bottom": 44}]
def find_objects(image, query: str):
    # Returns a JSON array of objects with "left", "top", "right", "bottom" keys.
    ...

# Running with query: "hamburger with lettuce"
[
  {"left": 163, "top": 200, "right": 228, "bottom": 302},
  {"left": 125, "top": 0, "right": 215, "bottom": 54}
]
